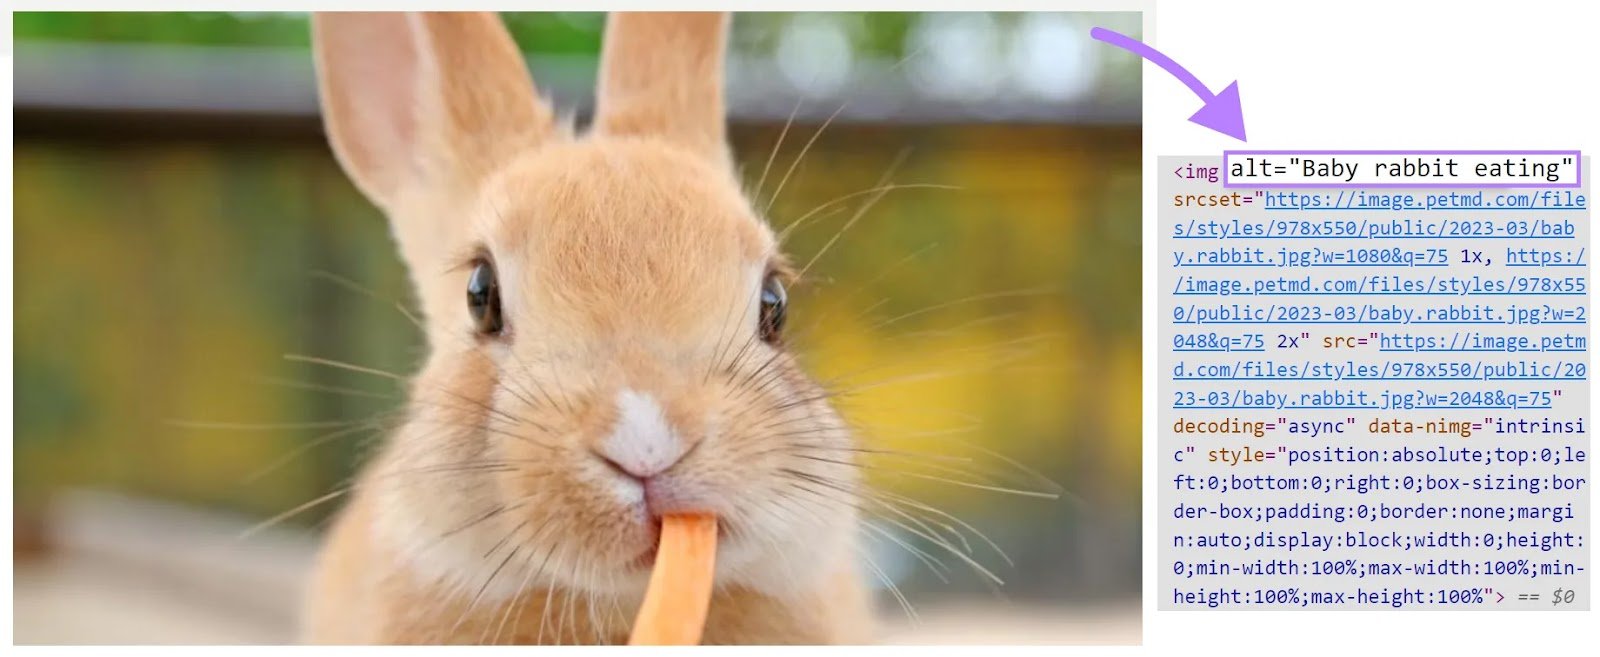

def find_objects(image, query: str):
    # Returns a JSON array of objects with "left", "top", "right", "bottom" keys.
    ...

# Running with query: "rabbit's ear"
[
  {"left": 592, "top": 12, "right": 732, "bottom": 167},
  {"left": 312, "top": 12, "right": 555, "bottom": 210}
]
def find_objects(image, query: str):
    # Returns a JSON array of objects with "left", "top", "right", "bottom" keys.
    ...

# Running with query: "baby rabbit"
[{"left": 302, "top": 11, "right": 873, "bottom": 644}]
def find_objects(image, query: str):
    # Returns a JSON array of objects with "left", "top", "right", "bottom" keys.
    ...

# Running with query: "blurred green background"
[{"left": 13, "top": 11, "right": 1142, "bottom": 643}]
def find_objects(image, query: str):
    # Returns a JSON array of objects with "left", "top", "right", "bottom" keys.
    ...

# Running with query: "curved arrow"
[{"left": 1090, "top": 27, "right": 1246, "bottom": 142}]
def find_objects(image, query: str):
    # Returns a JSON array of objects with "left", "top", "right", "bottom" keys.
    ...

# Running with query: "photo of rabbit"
[
  {"left": 302, "top": 12, "right": 875, "bottom": 643},
  {"left": 13, "top": 10, "right": 1143, "bottom": 645}
]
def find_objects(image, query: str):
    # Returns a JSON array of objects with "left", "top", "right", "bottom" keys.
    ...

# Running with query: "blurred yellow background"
[{"left": 13, "top": 11, "right": 1142, "bottom": 644}]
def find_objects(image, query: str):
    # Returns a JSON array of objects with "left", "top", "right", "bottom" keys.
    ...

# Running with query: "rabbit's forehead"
[{"left": 480, "top": 139, "right": 774, "bottom": 340}]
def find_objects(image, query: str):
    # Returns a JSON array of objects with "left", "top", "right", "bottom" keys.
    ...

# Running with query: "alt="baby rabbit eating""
[{"left": 300, "top": 11, "right": 874, "bottom": 644}]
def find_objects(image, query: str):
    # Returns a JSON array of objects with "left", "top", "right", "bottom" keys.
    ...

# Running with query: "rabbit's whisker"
[
  {"left": 861, "top": 538, "right": 919, "bottom": 624},
  {"left": 705, "top": 284, "right": 763, "bottom": 384},
  {"left": 240, "top": 487, "right": 349, "bottom": 539},
  {"left": 480, "top": 518, "right": 531, "bottom": 560},
  {"left": 761, "top": 483, "right": 932, "bottom": 609},
  {"left": 798, "top": 242, "right": 941, "bottom": 330},
  {"left": 243, "top": 420, "right": 390, "bottom": 484},
  {"left": 867, "top": 495, "right": 973, "bottom": 557},
  {"left": 751, "top": 93, "right": 804, "bottom": 204},
  {"left": 557, "top": 557, "right": 581, "bottom": 644},
  {"left": 448, "top": 543, "right": 523, "bottom": 638},
  {"left": 872, "top": 489, "right": 1014, "bottom": 568},
  {"left": 777, "top": 183, "right": 954, "bottom": 244},
  {"left": 779, "top": 469, "right": 1006, "bottom": 586},
  {"left": 795, "top": 148, "right": 911, "bottom": 281},
  {"left": 166, "top": 418, "right": 365, "bottom": 431},
  {"left": 310, "top": 269, "right": 428, "bottom": 333},
  {"left": 285, "top": 353, "right": 408, "bottom": 383},
  {"left": 886, "top": 310, "right": 1031, "bottom": 343},
  {"left": 862, "top": 286, "right": 1061, "bottom": 333},
  {"left": 309, "top": 267, "right": 574, "bottom": 421},
  {"left": 440, "top": 502, "right": 526, "bottom": 540},
  {"left": 791, "top": 439, "right": 1057, "bottom": 499},
  {"left": 863, "top": 520, "right": 951, "bottom": 582},
  {"left": 537, "top": 561, "right": 561, "bottom": 644},
  {"left": 249, "top": 375, "right": 396, "bottom": 400},
  {"left": 810, "top": 333, "right": 1062, "bottom": 398},
  {"left": 762, "top": 101, "right": 847, "bottom": 217},
  {"left": 784, "top": 451, "right": 1015, "bottom": 492},
  {"left": 500, "top": 551, "right": 539, "bottom": 643},
  {"left": 443, "top": 507, "right": 556, "bottom": 641},
  {"left": 487, "top": 544, "right": 538, "bottom": 645},
  {"left": 534, "top": 545, "right": 568, "bottom": 644},
  {"left": 779, "top": 425, "right": 1062, "bottom": 497}
]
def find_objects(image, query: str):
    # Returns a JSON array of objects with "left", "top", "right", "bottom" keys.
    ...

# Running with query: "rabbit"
[{"left": 301, "top": 11, "right": 874, "bottom": 644}]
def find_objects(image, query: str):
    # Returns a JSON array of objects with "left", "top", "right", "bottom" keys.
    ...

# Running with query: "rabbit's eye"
[
  {"left": 759, "top": 274, "right": 787, "bottom": 344},
  {"left": 466, "top": 260, "right": 503, "bottom": 336}
]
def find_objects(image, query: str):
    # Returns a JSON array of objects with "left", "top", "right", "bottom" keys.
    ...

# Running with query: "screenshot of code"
[{"left": 1158, "top": 152, "right": 1590, "bottom": 610}]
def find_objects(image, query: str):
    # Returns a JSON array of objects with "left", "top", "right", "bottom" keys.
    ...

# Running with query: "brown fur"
[{"left": 304, "top": 11, "right": 873, "bottom": 644}]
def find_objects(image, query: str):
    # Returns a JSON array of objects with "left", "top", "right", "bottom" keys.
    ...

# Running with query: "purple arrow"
[{"left": 1090, "top": 27, "right": 1246, "bottom": 142}]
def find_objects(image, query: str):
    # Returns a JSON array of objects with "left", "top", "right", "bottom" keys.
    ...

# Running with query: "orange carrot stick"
[{"left": 628, "top": 513, "right": 718, "bottom": 645}]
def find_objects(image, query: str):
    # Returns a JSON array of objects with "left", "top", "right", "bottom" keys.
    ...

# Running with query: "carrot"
[{"left": 628, "top": 513, "right": 719, "bottom": 645}]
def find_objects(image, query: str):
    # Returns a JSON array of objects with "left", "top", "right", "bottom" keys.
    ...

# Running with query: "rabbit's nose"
[{"left": 593, "top": 388, "right": 688, "bottom": 481}]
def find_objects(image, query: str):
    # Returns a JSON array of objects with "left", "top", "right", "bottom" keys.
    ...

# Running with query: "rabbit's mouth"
[{"left": 624, "top": 516, "right": 733, "bottom": 573}]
